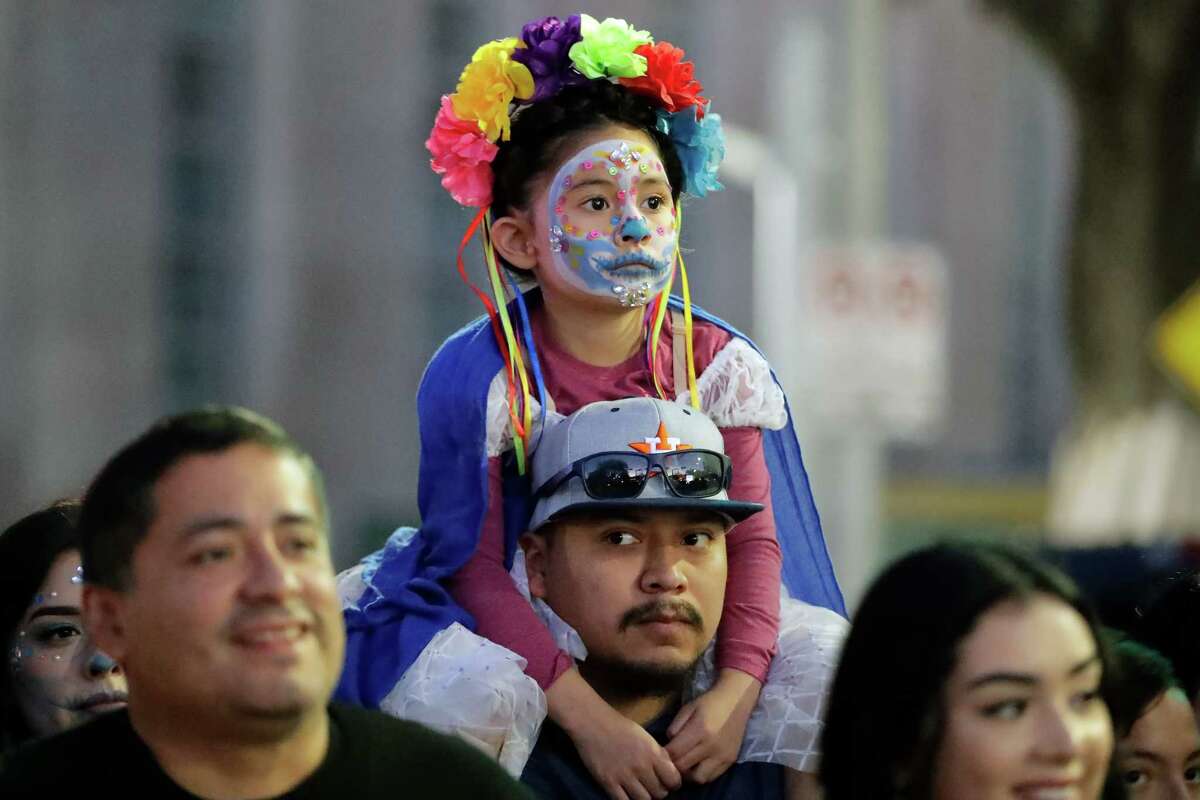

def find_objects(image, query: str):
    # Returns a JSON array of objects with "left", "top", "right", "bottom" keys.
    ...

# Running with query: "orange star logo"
[{"left": 629, "top": 422, "right": 692, "bottom": 454}]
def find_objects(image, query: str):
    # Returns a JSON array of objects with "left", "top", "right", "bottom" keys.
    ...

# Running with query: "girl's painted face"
[
  {"left": 932, "top": 594, "right": 1113, "bottom": 800},
  {"left": 544, "top": 136, "right": 677, "bottom": 308},
  {"left": 8, "top": 550, "right": 127, "bottom": 738}
]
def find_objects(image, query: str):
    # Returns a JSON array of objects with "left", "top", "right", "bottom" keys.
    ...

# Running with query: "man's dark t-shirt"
[
  {"left": 0, "top": 704, "right": 533, "bottom": 799},
  {"left": 520, "top": 706, "right": 785, "bottom": 799}
]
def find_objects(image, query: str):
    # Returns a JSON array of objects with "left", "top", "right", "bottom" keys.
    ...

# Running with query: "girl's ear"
[{"left": 490, "top": 213, "right": 539, "bottom": 271}]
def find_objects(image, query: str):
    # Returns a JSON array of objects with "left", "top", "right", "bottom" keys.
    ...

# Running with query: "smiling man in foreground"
[{"left": 0, "top": 407, "right": 531, "bottom": 799}]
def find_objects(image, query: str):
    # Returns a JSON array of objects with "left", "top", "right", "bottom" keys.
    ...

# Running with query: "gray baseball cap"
[{"left": 527, "top": 396, "right": 764, "bottom": 531}]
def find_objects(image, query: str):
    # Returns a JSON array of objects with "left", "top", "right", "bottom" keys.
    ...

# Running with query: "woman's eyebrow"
[
  {"left": 965, "top": 654, "right": 1100, "bottom": 690},
  {"left": 965, "top": 671, "right": 1037, "bottom": 690},
  {"left": 27, "top": 605, "right": 80, "bottom": 621}
]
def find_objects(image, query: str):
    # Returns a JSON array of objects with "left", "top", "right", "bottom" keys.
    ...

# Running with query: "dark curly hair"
[{"left": 491, "top": 80, "right": 684, "bottom": 218}]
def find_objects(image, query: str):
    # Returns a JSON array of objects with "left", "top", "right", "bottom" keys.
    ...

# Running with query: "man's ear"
[
  {"left": 489, "top": 214, "right": 539, "bottom": 271},
  {"left": 82, "top": 584, "right": 130, "bottom": 663},
  {"left": 519, "top": 531, "right": 551, "bottom": 600}
]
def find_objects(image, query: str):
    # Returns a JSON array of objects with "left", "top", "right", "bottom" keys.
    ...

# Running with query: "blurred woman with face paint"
[{"left": 1, "top": 500, "right": 127, "bottom": 756}]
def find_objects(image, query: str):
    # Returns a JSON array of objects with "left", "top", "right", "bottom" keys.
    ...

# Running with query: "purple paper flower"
[{"left": 511, "top": 15, "right": 587, "bottom": 103}]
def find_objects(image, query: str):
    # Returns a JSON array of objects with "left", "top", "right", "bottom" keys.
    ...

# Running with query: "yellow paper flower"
[
  {"left": 450, "top": 38, "right": 535, "bottom": 142},
  {"left": 568, "top": 14, "right": 652, "bottom": 80}
]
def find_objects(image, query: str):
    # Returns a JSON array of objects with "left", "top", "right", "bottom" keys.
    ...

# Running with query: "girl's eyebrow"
[
  {"left": 27, "top": 605, "right": 80, "bottom": 621},
  {"left": 565, "top": 177, "right": 616, "bottom": 192}
]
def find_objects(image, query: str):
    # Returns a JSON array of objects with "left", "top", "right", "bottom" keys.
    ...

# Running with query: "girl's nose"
[
  {"left": 619, "top": 216, "right": 652, "bottom": 245},
  {"left": 86, "top": 650, "right": 120, "bottom": 678}
]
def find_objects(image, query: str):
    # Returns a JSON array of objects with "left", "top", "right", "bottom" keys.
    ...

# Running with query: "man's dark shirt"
[
  {"left": 521, "top": 705, "right": 785, "bottom": 799},
  {"left": 0, "top": 703, "right": 533, "bottom": 799}
]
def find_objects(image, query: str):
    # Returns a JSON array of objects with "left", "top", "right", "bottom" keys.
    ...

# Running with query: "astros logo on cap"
[{"left": 629, "top": 422, "right": 692, "bottom": 455}]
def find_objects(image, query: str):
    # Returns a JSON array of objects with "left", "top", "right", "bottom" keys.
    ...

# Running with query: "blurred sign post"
[
  {"left": 798, "top": 244, "right": 948, "bottom": 440},
  {"left": 1154, "top": 281, "right": 1200, "bottom": 403}
]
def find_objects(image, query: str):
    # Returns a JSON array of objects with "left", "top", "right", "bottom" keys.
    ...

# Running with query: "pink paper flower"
[{"left": 426, "top": 95, "right": 499, "bottom": 207}]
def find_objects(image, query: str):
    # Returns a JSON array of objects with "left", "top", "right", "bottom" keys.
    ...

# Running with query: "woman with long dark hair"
[
  {"left": 820, "top": 542, "right": 1117, "bottom": 800},
  {"left": 1, "top": 500, "right": 126, "bottom": 755}
]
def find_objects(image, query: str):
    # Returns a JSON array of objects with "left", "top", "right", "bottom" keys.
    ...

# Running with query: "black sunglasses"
[{"left": 533, "top": 449, "right": 733, "bottom": 502}]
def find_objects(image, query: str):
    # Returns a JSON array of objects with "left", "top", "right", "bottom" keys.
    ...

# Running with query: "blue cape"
[{"left": 336, "top": 295, "right": 845, "bottom": 707}]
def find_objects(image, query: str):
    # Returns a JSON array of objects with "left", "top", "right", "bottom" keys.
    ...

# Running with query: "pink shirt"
[{"left": 447, "top": 304, "right": 782, "bottom": 689}]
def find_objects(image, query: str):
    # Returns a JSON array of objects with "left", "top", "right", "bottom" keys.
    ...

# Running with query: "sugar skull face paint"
[
  {"left": 547, "top": 138, "right": 677, "bottom": 307},
  {"left": 7, "top": 550, "right": 127, "bottom": 738}
]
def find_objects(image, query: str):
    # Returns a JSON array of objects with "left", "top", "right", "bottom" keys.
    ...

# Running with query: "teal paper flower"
[{"left": 658, "top": 104, "right": 724, "bottom": 197}]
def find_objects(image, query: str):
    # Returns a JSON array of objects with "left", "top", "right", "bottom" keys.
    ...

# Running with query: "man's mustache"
[{"left": 619, "top": 599, "right": 703, "bottom": 631}]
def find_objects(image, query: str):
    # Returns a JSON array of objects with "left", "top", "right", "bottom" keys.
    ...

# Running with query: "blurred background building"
[{"left": 1, "top": 0, "right": 1194, "bottom": 614}]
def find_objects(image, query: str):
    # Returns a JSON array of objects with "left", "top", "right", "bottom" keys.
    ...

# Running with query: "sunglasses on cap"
[{"left": 533, "top": 449, "right": 733, "bottom": 502}]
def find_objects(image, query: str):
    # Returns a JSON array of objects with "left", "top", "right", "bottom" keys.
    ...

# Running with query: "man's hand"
[
  {"left": 664, "top": 668, "right": 761, "bottom": 783},
  {"left": 547, "top": 667, "right": 682, "bottom": 800}
]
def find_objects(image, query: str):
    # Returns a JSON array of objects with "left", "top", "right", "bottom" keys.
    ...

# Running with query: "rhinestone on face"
[{"left": 549, "top": 225, "right": 568, "bottom": 253}]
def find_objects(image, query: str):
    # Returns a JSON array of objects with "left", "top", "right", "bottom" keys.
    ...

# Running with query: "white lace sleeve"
[
  {"left": 380, "top": 623, "right": 546, "bottom": 777},
  {"left": 680, "top": 338, "right": 787, "bottom": 430},
  {"left": 485, "top": 369, "right": 562, "bottom": 457},
  {"left": 688, "top": 591, "right": 849, "bottom": 773}
]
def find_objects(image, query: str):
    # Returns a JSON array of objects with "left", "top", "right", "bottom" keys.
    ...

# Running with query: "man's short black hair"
[{"left": 79, "top": 406, "right": 324, "bottom": 590}]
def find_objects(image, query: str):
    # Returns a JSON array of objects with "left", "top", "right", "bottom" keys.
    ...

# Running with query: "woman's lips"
[{"left": 74, "top": 691, "right": 128, "bottom": 712}]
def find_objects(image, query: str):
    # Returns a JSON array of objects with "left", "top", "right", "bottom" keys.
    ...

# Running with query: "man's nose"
[
  {"left": 639, "top": 545, "right": 687, "bottom": 594},
  {"left": 241, "top": 539, "right": 302, "bottom": 601},
  {"left": 618, "top": 216, "right": 652, "bottom": 245}
]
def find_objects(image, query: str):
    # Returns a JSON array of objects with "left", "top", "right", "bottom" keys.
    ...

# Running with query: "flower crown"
[{"left": 426, "top": 14, "right": 725, "bottom": 208}]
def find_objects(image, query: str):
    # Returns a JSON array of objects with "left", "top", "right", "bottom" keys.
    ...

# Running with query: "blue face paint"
[{"left": 546, "top": 138, "right": 678, "bottom": 307}]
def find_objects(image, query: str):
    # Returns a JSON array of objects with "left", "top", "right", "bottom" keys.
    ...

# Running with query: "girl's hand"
[
  {"left": 547, "top": 667, "right": 682, "bottom": 800},
  {"left": 665, "top": 668, "right": 761, "bottom": 783}
]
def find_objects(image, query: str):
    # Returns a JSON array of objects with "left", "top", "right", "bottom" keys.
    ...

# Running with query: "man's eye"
[
  {"left": 1184, "top": 765, "right": 1200, "bottom": 784},
  {"left": 604, "top": 531, "right": 638, "bottom": 546},
  {"left": 285, "top": 535, "right": 318, "bottom": 554},
  {"left": 189, "top": 547, "right": 232, "bottom": 565},
  {"left": 682, "top": 532, "right": 713, "bottom": 547}
]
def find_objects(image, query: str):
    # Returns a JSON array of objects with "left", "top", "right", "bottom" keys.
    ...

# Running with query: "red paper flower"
[{"left": 618, "top": 42, "right": 707, "bottom": 117}]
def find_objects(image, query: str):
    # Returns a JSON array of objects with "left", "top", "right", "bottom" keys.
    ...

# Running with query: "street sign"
[
  {"left": 795, "top": 243, "right": 948, "bottom": 441},
  {"left": 1154, "top": 280, "right": 1200, "bottom": 403}
]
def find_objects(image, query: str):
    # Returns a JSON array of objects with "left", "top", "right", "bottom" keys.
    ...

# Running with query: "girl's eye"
[
  {"left": 981, "top": 699, "right": 1027, "bottom": 720},
  {"left": 35, "top": 624, "right": 82, "bottom": 645},
  {"left": 604, "top": 531, "right": 638, "bottom": 546},
  {"left": 587, "top": 197, "right": 608, "bottom": 211},
  {"left": 1122, "top": 769, "right": 1148, "bottom": 787},
  {"left": 645, "top": 196, "right": 663, "bottom": 211}
]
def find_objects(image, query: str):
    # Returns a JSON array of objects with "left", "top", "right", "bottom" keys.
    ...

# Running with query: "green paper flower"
[{"left": 568, "top": 14, "right": 652, "bottom": 80}]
